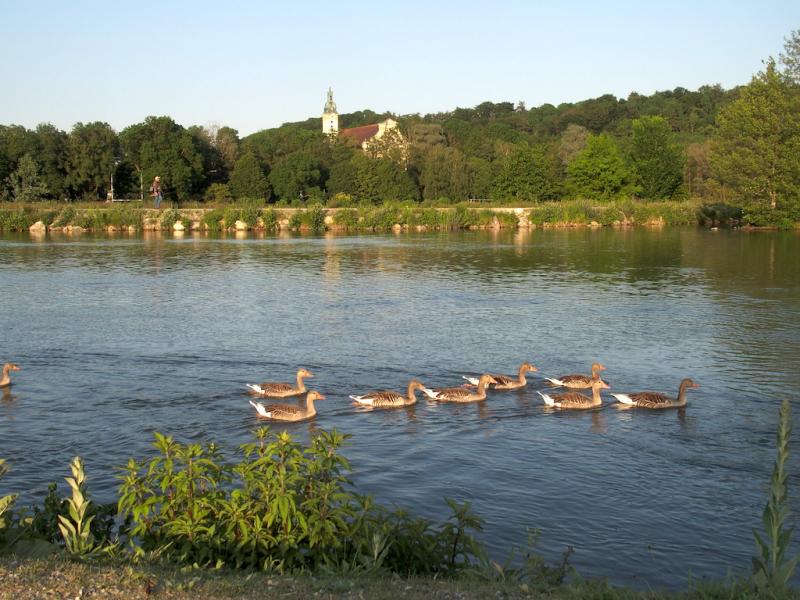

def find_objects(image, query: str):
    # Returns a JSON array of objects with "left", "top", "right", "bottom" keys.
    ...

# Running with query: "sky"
[{"left": 1, "top": 0, "right": 798, "bottom": 137}]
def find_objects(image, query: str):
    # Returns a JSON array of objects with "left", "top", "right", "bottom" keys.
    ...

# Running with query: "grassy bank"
[
  {"left": 0, "top": 557, "right": 769, "bottom": 600},
  {"left": 1, "top": 198, "right": 788, "bottom": 233}
]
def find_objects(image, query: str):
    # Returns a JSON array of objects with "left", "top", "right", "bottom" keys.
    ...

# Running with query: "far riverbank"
[{"left": 0, "top": 199, "right": 766, "bottom": 235}]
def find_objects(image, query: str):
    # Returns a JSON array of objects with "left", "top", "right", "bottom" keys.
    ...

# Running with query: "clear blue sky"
[{"left": 1, "top": 0, "right": 797, "bottom": 136}]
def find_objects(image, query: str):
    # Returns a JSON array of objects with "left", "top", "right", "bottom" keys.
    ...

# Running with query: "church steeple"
[{"left": 322, "top": 87, "right": 339, "bottom": 135}]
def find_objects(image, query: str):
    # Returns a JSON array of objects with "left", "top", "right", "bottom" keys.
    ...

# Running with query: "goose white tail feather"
[
  {"left": 537, "top": 391, "right": 556, "bottom": 406},
  {"left": 246, "top": 384, "right": 263, "bottom": 394},
  {"left": 249, "top": 399, "right": 270, "bottom": 417},
  {"left": 462, "top": 376, "right": 479, "bottom": 386},
  {"left": 545, "top": 377, "right": 565, "bottom": 386},
  {"left": 421, "top": 387, "right": 439, "bottom": 399},
  {"left": 349, "top": 395, "right": 374, "bottom": 406},
  {"left": 611, "top": 394, "right": 634, "bottom": 405}
]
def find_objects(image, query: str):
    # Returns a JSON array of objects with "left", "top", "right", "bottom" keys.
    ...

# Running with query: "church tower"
[{"left": 322, "top": 87, "right": 339, "bottom": 135}]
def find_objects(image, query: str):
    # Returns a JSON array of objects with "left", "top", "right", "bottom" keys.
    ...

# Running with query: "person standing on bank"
[{"left": 150, "top": 176, "right": 163, "bottom": 208}]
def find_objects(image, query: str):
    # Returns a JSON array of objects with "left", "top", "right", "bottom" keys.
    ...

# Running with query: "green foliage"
[
  {"left": 0, "top": 459, "right": 17, "bottom": 541},
  {"left": 65, "top": 121, "right": 119, "bottom": 199},
  {"left": 159, "top": 209, "right": 184, "bottom": 230},
  {"left": 57, "top": 457, "right": 101, "bottom": 557},
  {"left": 52, "top": 206, "right": 76, "bottom": 227},
  {"left": 269, "top": 151, "right": 321, "bottom": 203},
  {"left": 0, "top": 207, "right": 56, "bottom": 230},
  {"left": 119, "top": 116, "right": 205, "bottom": 201},
  {"left": 204, "top": 183, "right": 232, "bottom": 203},
  {"left": 261, "top": 208, "right": 279, "bottom": 231},
  {"left": 697, "top": 203, "right": 743, "bottom": 227},
  {"left": 10, "top": 154, "right": 49, "bottom": 202},
  {"left": 229, "top": 152, "right": 270, "bottom": 200},
  {"left": 118, "top": 428, "right": 358, "bottom": 571},
  {"left": 710, "top": 61, "right": 800, "bottom": 212},
  {"left": 567, "top": 134, "right": 634, "bottom": 201},
  {"left": 752, "top": 399, "right": 799, "bottom": 597},
  {"left": 492, "top": 143, "right": 562, "bottom": 202},
  {"left": 741, "top": 204, "right": 799, "bottom": 229},
  {"left": 629, "top": 116, "right": 685, "bottom": 199},
  {"left": 297, "top": 204, "right": 327, "bottom": 231},
  {"left": 201, "top": 208, "right": 225, "bottom": 231}
]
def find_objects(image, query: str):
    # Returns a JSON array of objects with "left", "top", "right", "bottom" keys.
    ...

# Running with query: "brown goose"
[
  {"left": 538, "top": 378, "right": 609, "bottom": 409},
  {"left": 350, "top": 379, "right": 427, "bottom": 408},
  {"left": 545, "top": 362, "right": 607, "bottom": 389},
  {"left": 0, "top": 363, "right": 20, "bottom": 388},
  {"left": 248, "top": 390, "right": 325, "bottom": 422},
  {"left": 246, "top": 368, "right": 314, "bottom": 397},
  {"left": 462, "top": 362, "right": 538, "bottom": 390},
  {"left": 612, "top": 378, "right": 700, "bottom": 409},
  {"left": 422, "top": 374, "right": 498, "bottom": 403}
]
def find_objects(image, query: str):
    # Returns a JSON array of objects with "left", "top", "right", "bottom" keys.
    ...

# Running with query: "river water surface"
[{"left": 1, "top": 227, "right": 799, "bottom": 589}]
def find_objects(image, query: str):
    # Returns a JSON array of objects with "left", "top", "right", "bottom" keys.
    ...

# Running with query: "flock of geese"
[
  {"left": 0, "top": 361, "right": 700, "bottom": 424},
  {"left": 244, "top": 363, "right": 700, "bottom": 423}
]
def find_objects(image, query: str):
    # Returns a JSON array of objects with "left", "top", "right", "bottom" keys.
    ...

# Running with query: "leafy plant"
[
  {"left": 752, "top": 398, "right": 798, "bottom": 597},
  {"left": 57, "top": 457, "right": 101, "bottom": 556},
  {"left": 0, "top": 459, "right": 18, "bottom": 541}
]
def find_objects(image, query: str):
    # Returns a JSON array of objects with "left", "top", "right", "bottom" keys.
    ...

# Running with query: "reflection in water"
[{"left": 0, "top": 228, "right": 799, "bottom": 590}]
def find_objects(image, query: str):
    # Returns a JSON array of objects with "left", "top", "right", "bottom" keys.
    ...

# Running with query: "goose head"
[
  {"left": 520, "top": 362, "right": 538, "bottom": 373},
  {"left": 4, "top": 363, "right": 20, "bottom": 372},
  {"left": 306, "top": 391, "right": 325, "bottom": 402},
  {"left": 680, "top": 378, "right": 700, "bottom": 391},
  {"left": 298, "top": 368, "right": 315, "bottom": 379},
  {"left": 591, "top": 363, "right": 606, "bottom": 372}
]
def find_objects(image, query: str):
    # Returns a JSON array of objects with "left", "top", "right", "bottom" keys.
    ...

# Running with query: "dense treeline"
[{"left": 2, "top": 31, "right": 799, "bottom": 226}]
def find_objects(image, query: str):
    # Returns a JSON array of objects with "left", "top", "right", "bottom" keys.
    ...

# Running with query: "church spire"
[
  {"left": 323, "top": 87, "right": 337, "bottom": 114},
  {"left": 322, "top": 87, "right": 339, "bottom": 135}
]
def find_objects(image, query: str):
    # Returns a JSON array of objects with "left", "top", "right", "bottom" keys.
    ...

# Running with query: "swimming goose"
[
  {"left": 545, "top": 362, "right": 607, "bottom": 389},
  {"left": 0, "top": 363, "right": 20, "bottom": 388},
  {"left": 463, "top": 362, "right": 538, "bottom": 390},
  {"left": 350, "top": 379, "right": 427, "bottom": 408},
  {"left": 422, "top": 374, "right": 497, "bottom": 403},
  {"left": 246, "top": 368, "right": 314, "bottom": 397},
  {"left": 248, "top": 390, "right": 325, "bottom": 422},
  {"left": 612, "top": 378, "right": 699, "bottom": 409},
  {"left": 538, "top": 378, "right": 609, "bottom": 409}
]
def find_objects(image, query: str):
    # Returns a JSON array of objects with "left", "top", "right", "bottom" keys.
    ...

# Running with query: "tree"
[
  {"left": 629, "top": 116, "right": 685, "bottom": 199},
  {"left": 33, "top": 123, "right": 68, "bottom": 200},
  {"left": 268, "top": 151, "right": 321, "bottom": 202},
  {"left": 9, "top": 154, "right": 49, "bottom": 202},
  {"left": 709, "top": 60, "right": 800, "bottom": 210},
  {"left": 229, "top": 152, "right": 270, "bottom": 199},
  {"left": 0, "top": 125, "right": 38, "bottom": 199},
  {"left": 558, "top": 124, "right": 589, "bottom": 165},
  {"left": 780, "top": 29, "right": 800, "bottom": 84},
  {"left": 418, "top": 146, "right": 469, "bottom": 201},
  {"left": 567, "top": 134, "right": 634, "bottom": 200},
  {"left": 119, "top": 116, "right": 205, "bottom": 201},
  {"left": 65, "top": 121, "right": 119, "bottom": 199},
  {"left": 492, "top": 143, "right": 562, "bottom": 202}
]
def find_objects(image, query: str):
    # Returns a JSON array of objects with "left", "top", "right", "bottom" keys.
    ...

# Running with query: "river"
[{"left": 1, "top": 227, "right": 799, "bottom": 589}]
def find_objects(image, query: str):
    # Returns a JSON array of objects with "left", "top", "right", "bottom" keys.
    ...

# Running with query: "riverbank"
[
  {"left": 0, "top": 199, "right": 742, "bottom": 234},
  {"left": 0, "top": 557, "right": 755, "bottom": 599}
]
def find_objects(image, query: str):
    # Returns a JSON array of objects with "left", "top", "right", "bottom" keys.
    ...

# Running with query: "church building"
[{"left": 321, "top": 88, "right": 404, "bottom": 155}]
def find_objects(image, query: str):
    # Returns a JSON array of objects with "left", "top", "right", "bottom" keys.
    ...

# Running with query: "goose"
[
  {"left": 538, "top": 378, "right": 609, "bottom": 409},
  {"left": 612, "top": 378, "right": 700, "bottom": 409},
  {"left": 248, "top": 390, "right": 326, "bottom": 422},
  {"left": 462, "top": 362, "right": 538, "bottom": 390},
  {"left": 350, "top": 379, "right": 427, "bottom": 408},
  {"left": 422, "top": 374, "right": 497, "bottom": 403},
  {"left": 0, "top": 363, "right": 20, "bottom": 388},
  {"left": 246, "top": 368, "right": 314, "bottom": 397},
  {"left": 545, "top": 362, "right": 608, "bottom": 389}
]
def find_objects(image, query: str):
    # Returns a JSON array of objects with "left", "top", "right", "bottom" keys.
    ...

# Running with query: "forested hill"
[{"left": 2, "top": 29, "right": 799, "bottom": 228}]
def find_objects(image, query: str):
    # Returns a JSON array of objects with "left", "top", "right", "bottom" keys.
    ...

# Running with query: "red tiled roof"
[{"left": 339, "top": 123, "right": 380, "bottom": 144}]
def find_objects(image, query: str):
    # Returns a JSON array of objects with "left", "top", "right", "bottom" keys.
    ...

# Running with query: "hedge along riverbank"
[{"left": 0, "top": 199, "right": 765, "bottom": 234}]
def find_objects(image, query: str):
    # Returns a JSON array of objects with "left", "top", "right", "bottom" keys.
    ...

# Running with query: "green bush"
[
  {"left": 160, "top": 209, "right": 183, "bottom": 230},
  {"left": 332, "top": 208, "right": 359, "bottom": 228},
  {"left": 201, "top": 208, "right": 225, "bottom": 231},
  {"left": 52, "top": 206, "right": 76, "bottom": 227},
  {"left": 298, "top": 203, "right": 326, "bottom": 231},
  {"left": 742, "top": 204, "right": 800, "bottom": 229},
  {"left": 204, "top": 183, "right": 232, "bottom": 204},
  {"left": 117, "top": 428, "right": 490, "bottom": 575},
  {"left": 261, "top": 208, "right": 279, "bottom": 231}
]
